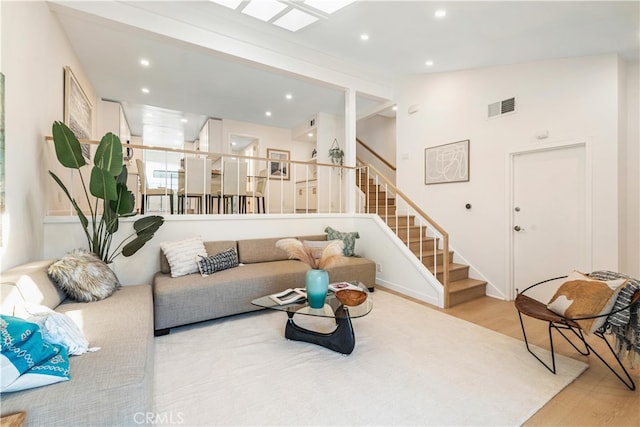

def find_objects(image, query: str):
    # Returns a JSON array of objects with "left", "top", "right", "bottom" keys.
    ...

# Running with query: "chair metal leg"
[
  {"left": 586, "top": 331, "right": 636, "bottom": 391},
  {"left": 517, "top": 310, "right": 557, "bottom": 373}
]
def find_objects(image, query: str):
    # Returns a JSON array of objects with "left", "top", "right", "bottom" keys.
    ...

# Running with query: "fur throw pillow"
[{"left": 47, "top": 249, "right": 121, "bottom": 302}]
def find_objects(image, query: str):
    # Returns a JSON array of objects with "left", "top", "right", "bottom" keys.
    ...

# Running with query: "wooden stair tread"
[
  {"left": 448, "top": 278, "right": 487, "bottom": 293},
  {"left": 427, "top": 262, "right": 468, "bottom": 273}
]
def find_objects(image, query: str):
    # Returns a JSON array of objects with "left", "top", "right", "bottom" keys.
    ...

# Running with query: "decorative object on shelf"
[
  {"left": 328, "top": 138, "right": 344, "bottom": 166},
  {"left": 63, "top": 66, "right": 93, "bottom": 160},
  {"left": 276, "top": 238, "right": 346, "bottom": 308},
  {"left": 305, "top": 268, "right": 329, "bottom": 308},
  {"left": 424, "top": 139, "right": 470, "bottom": 185},
  {"left": 267, "top": 148, "right": 291, "bottom": 180},
  {"left": 311, "top": 148, "right": 317, "bottom": 158},
  {"left": 49, "top": 121, "right": 165, "bottom": 264}
]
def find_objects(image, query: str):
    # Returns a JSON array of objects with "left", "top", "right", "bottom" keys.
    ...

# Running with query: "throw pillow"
[
  {"left": 160, "top": 237, "right": 207, "bottom": 278},
  {"left": 547, "top": 271, "right": 628, "bottom": 333},
  {"left": 324, "top": 226, "right": 360, "bottom": 256},
  {"left": 197, "top": 248, "right": 239, "bottom": 276},
  {"left": 48, "top": 249, "right": 120, "bottom": 302},
  {"left": 0, "top": 315, "right": 70, "bottom": 393}
]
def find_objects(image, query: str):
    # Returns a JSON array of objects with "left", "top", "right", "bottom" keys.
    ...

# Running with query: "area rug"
[{"left": 153, "top": 290, "right": 587, "bottom": 426}]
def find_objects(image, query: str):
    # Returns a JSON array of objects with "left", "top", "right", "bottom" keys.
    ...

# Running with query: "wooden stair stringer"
[{"left": 358, "top": 171, "right": 487, "bottom": 307}]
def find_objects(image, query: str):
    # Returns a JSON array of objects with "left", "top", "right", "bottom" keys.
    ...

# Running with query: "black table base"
[{"left": 284, "top": 306, "right": 355, "bottom": 355}]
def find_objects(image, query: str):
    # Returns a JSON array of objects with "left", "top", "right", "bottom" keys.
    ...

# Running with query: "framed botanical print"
[{"left": 64, "top": 66, "right": 93, "bottom": 159}]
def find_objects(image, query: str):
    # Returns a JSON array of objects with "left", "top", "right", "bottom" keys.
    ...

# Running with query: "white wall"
[
  {"left": 356, "top": 115, "right": 396, "bottom": 182},
  {"left": 43, "top": 214, "right": 444, "bottom": 304},
  {"left": 1, "top": 1, "right": 96, "bottom": 270},
  {"left": 396, "top": 54, "right": 627, "bottom": 299},
  {"left": 622, "top": 60, "right": 640, "bottom": 277},
  {"left": 222, "top": 119, "right": 314, "bottom": 213}
]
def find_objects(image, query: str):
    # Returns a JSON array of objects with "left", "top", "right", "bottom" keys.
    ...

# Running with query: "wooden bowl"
[{"left": 335, "top": 289, "right": 367, "bottom": 306}]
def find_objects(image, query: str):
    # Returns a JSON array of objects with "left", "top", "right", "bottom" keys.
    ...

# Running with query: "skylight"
[
  {"left": 208, "top": 0, "right": 243, "bottom": 9},
  {"left": 209, "top": 0, "right": 357, "bottom": 32},
  {"left": 304, "top": 0, "right": 356, "bottom": 14},
  {"left": 242, "top": 0, "right": 288, "bottom": 22},
  {"left": 274, "top": 9, "right": 319, "bottom": 32}
]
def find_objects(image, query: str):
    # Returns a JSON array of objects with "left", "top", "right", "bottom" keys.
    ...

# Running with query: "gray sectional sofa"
[
  {"left": 0, "top": 260, "right": 154, "bottom": 426},
  {"left": 153, "top": 234, "right": 376, "bottom": 335}
]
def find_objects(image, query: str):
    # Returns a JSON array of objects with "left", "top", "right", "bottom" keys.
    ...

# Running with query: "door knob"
[{"left": 513, "top": 225, "right": 524, "bottom": 231}]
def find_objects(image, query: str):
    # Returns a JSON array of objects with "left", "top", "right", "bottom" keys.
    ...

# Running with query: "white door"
[{"left": 511, "top": 144, "right": 589, "bottom": 301}]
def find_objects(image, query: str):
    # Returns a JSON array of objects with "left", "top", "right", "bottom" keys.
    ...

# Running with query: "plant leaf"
[
  {"left": 133, "top": 215, "right": 164, "bottom": 235},
  {"left": 49, "top": 171, "right": 88, "bottom": 229},
  {"left": 103, "top": 202, "right": 119, "bottom": 234},
  {"left": 94, "top": 132, "right": 123, "bottom": 176},
  {"left": 121, "top": 234, "right": 153, "bottom": 257},
  {"left": 51, "top": 121, "right": 86, "bottom": 169},
  {"left": 90, "top": 166, "right": 118, "bottom": 201},
  {"left": 121, "top": 216, "right": 165, "bottom": 257},
  {"left": 110, "top": 183, "right": 135, "bottom": 215}
]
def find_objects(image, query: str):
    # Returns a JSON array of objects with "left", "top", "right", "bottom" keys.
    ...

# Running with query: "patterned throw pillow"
[
  {"left": 324, "top": 226, "right": 360, "bottom": 256},
  {"left": 160, "top": 237, "right": 207, "bottom": 278},
  {"left": 197, "top": 248, "right": 239, "bottom": 276},
  {"left": 547, "top": 271, "right": 627, "bottom": 333},
  {"left": 47, "top": 249, "right": 120, "bottom": 302}
]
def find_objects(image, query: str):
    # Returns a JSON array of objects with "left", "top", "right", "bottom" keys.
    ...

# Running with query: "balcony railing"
[{"left": 45, "top": 137, "right": 353, "bottom": 216}]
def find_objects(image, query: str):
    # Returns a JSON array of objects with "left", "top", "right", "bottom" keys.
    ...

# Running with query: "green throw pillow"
[{"left": 324, "top": 226, "right": 360, "bottom": 256}]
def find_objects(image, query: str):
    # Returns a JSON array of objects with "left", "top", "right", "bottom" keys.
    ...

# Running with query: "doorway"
[{"left": 509, "top": 142, "right": 591, "bottom": 301}]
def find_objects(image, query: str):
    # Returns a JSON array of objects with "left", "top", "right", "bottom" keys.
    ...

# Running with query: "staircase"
[{"left": 357, "top": 169, "right": 487, "bottom": 307}]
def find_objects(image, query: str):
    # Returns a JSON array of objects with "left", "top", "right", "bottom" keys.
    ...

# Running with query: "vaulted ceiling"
[{"left": 50, "top": 1, "right": 639, "bottom": 142}]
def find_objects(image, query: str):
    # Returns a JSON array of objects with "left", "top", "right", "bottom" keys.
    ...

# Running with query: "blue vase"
[{"left": 305, "top": 269, "right": 329, "bottom": 309}]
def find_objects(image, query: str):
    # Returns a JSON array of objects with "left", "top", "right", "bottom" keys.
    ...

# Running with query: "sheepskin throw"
[{"left": 47, "top": 249, "right": 121, "bottom": 302}]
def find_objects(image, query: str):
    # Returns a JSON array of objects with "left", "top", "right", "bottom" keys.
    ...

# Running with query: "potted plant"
[
  {"left": 49, "top": 121, "right": 164, "bottom": 264},
  {"left": 328, "top": 138, "right": 344, "bottom": 166}
]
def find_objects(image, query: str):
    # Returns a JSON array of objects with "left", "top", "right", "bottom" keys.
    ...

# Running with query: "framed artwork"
[
  {"left": 63, "top": 66, "right": 93, "bottom": 159},
  {"left": 267, "top": 148, "right": 290, "bottom": 180},
  {"left": 424, "top": 139, "right": 470, "bottom": 185}
]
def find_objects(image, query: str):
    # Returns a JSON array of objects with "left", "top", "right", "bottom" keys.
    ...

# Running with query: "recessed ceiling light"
[
  {"left": 304, "top": 0, "right": 355, "bottom": 14},
  {"left": 139, "top": 58, "right": 150, "bottom": 67},
  {"left": 273, "top": 9, "right": 318, "bottom": 31},
  {"left": 360, "top": 33, "right": 369, "bottom": 41},
  {"left": 285, "top": 93, "right": 293, "bottom": 100},
  {"left": 307, "top": 132, "right": 314, "bottom": 137},
  {"left": 425, "top": 60, "right": 434, "bottom": 67},
  {"left": 392, "top": 105, "right": 398, "bottom": 111},
  {"left": 141, "top": 87, "right": 150, "bottom": 94},
  {"left": 181, "top": 118, "right": 188, "bottom": 123},
  {"left": 265, "top": 111, "right": 272, "bottom": 117},
  {"left": 434, "top": 9, "right": 446, "bottom": 18},
  {"left": 209, "top": 0, "right": 243, "bottom": 9},
  {"left": 242, "top": 0, "right": 287, "bottom": 22}
]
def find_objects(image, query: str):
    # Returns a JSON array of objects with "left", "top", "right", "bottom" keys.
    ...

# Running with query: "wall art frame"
[
  {"left": 63, "top": 66, "right": 92, "bottom": 159},
  {"left": 424, "top": 139, "right": 470, "bottom": 185},
  {"left": 267, "top": 148, "right": 290, "bottom": 180}
]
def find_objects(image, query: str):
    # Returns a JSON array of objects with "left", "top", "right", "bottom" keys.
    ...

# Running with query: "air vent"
[{"left": 488, "top": 97, "right": 516, "bottom": 118}]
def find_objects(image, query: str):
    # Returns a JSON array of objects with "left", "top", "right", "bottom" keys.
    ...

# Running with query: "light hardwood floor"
[{"left": 380, "top": 289, "right": 639, "bottom": 426}]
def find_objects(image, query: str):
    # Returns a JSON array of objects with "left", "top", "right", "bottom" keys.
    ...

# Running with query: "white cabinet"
[
  {"left": 198, "top": 118, "right": 222, "bottom": 154},
  {"left": 296, "top": 180, "right": 318, "bottom": 212}
]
